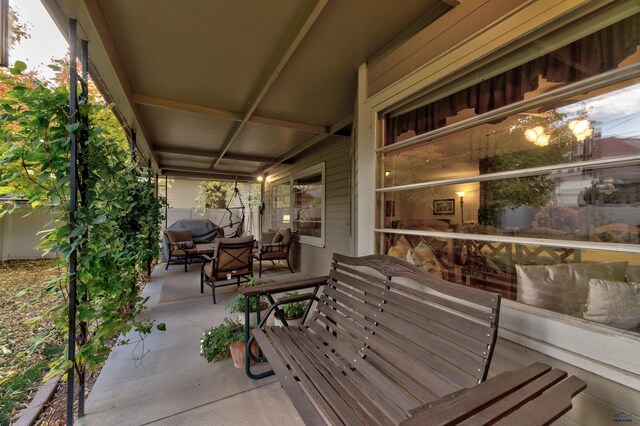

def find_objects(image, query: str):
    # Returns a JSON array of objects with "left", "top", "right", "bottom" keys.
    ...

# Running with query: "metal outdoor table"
[{"left": 238, "top": 275, "right": 329, "bottom": 379}]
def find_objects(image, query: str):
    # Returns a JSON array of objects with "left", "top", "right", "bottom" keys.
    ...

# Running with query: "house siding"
[{"left": 263, "top": 135, "right": 353, "bottom": 276}]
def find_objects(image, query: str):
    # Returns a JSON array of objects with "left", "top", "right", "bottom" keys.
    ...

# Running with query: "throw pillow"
[
  {"left": 261, "top": 231, "right": 277, "bottom": 244},
  {"left": 515, "top": 261, "right": 628, "bottom": 317},
  {"left": 406, "top": 242, "right": 444, "bottom": 279},
  {"left": 584, "top": 279, "right": 640, "bottom": 330},
  {"left": 272, "top": 232, "right": 284, "bottom": 243},
  {"left": 387, "top": 236, "right": 411, "bottom": 260},
  {"left": 626, "top": 264, "right": 640, "bottom": 282},
  {"left": 170, "top": 240, "right": 195, "bottom": 251}
]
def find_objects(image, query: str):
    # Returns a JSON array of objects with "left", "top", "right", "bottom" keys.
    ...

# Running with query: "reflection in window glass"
[
  {"left": 382, "top": 163, "right": 640, "bottom": 245},
  {"left": 293, "top": 172, "right": 323, "bottom": 239},
  {"left": 379, "top": 233, "right": 640, "bottom": 333},
  {"left": 384, "top": 79, "right": 640, "bottom": 188},
  {"left": 272, "top": 181, "right": 290, "bottom": 230}
]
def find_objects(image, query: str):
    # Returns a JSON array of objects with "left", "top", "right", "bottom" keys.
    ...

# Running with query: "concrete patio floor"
[{"left": 78, "top": 261, "right": 304, "bottom": 426}]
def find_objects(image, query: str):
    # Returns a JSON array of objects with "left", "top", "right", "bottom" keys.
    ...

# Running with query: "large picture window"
[
  {"left": 271, "top": 163, "right": 325, "bottom": 247},
  {"left": 377, "top": 14, "right": 640, "bottom": 335}
]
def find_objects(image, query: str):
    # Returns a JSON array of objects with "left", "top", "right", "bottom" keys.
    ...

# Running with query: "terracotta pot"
[{"left": 229, "top": 339, "right": 259, "bottom": 369}]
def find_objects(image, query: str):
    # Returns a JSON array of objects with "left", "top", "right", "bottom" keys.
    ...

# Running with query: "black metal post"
[
  {"left": 66, "top": 18, "right": 78, "bottom": 426},
  {"left": 147, "top": 159, "right": 153, "bottom": 277},
  {"left": 165, "top": 175, "right": 168, "bottom": 229},
  {"left": 130, "top": 129, "right": 137, "bottom": 165},
  {"left": 77, "top": 37, "right": 89, "bottom": 419}
]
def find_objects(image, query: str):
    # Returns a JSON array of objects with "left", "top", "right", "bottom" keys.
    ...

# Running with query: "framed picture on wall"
[{"left": 433, "top": 199, "right": 455, "bottom": 215}]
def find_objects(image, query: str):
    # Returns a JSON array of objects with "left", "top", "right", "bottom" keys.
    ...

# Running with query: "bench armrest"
[
  {"left": 239, "top": 276, "right": 328, "bottom": 297},
  {"left": 256, "top": 293, "right": 320, "bottom": 328}
]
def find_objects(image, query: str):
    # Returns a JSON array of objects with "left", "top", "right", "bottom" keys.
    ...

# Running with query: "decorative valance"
[{"left": 386, "top": 15, "right": 640, "bottom": 145}]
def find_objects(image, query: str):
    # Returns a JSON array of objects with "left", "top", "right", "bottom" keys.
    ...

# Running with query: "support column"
[
  {"left": 147, "top": 159, "right": 153, "bottom": 277},
  {"left": 130, "top": 129, "right": 137, "bottom": 165},
  {"left": 66, "top": 18, "right": 78, "bottom": 426},
  {"left": 77, "top": 37, "right": 89, "bottom": 419},
  {"left": 165, "top": 175, "right": 168, "bottom": 230}
]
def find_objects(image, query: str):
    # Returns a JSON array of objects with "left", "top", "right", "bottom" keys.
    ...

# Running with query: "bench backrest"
[{"left": 312, "top": 254, "right": 501, "bottom": 411}]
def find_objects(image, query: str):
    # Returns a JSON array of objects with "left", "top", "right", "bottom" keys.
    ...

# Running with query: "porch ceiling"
[{"left": 43, "top": 0, "right": 453, "bottom": 180}]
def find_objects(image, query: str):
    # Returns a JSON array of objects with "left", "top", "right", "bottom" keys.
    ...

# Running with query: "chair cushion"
[
  {"left": 167, "top": 229, "right": 193, "bottom": 243},
  {"left": 170, "top": 240, "right": 195, "bottom": 252},
  {"left": 260, "top": 242, "right": 284, "bottom": 254},
  {"left": 260, "top": 251, "right": 287, "bottom": 260},
  {"left": 279, "top": 228, "right": 293, "bottom": 245},
  {"left": 261, "top": 230, "right": 277, "bottom": 244},
  {"left": 272, "top": 232, "right": 283, "bottom": 243}
]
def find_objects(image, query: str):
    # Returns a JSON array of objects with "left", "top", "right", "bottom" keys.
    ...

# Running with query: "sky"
[{"left": 10, "top": 0, "right": 69, "bottom": 79}]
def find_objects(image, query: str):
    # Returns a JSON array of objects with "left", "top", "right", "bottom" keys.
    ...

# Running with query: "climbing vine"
[{"left": 0, "top": 61, "right": 165, "bottom": 378}]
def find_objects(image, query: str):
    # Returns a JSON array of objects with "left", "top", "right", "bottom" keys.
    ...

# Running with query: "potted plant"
[
  {"left": 227, "top": 279, "right": 269, "bottom": 326},
  {"left": 200, "top": 318, "right": 258, "bottom": 368},
  {"left": 274, "top": 291, "right": 308, "bottom": 327}
]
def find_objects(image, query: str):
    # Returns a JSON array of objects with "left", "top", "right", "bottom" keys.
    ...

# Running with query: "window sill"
[{"left": 499, "top": 299, "right": 640, "bottom": 390}]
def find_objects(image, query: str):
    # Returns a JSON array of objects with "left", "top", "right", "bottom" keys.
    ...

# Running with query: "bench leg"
[{"left": 244, "top": 297, "right": 274, "bottom": 380}]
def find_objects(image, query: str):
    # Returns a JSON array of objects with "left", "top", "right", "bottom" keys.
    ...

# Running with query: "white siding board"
[{"left": 264, "top": 135, "right": 353, "bottom": 275}]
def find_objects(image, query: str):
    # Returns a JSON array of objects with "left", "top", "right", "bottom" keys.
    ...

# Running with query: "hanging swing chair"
[{"left": 216, "top": 181, "right": 245, "bottom": 238}]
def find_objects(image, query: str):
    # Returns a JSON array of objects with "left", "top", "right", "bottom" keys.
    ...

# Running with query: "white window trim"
[
  {"left": 270, "top": 164, "right": 326, "bottom": 248},
  {"left": 292, "top": 163, "right": 326, "bottom": 248},
  {"left": 356, "top": 3, "right": 640, "bottom": 388}
]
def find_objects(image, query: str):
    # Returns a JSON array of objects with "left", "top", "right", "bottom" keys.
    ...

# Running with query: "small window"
[{"left": 270, "top": 163, "right": 325, "bottom": 247}]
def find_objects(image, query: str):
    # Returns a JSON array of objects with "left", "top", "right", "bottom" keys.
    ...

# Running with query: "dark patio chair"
[
  {"left": 201, "top": 235, "right": 255, "bottom": 304},
  {"left": 253, "top": 228, "right": 297, "bottom": 277},
  {"left": 166, "top": 229, "right": 197, "bottom": 272}
]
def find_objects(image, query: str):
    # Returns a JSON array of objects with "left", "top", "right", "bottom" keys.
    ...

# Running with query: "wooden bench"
[
  {"left": 251, "top": 254, "right": 586, "bottom": 425},
  {"left": 252, "top": 254, "right": 503, "bottom": 425}
]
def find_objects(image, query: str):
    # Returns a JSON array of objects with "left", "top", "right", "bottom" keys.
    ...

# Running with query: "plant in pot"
[
  {"left": 274, "top": 291, "right": 308, "bottom": 327},
  {"left": 227, "top": 279, "right": 269, "bottom": 326},
  {"left": 200, "top": 318, "right": 258, "bottom": 368}
]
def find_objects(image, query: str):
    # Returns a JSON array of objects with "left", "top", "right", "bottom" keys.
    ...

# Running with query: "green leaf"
[
  {"left": 156, "top": 323, "right": 166, "bottom": 331},
  {"left": 65, "top": 122, "right": 81, "bottom": 133},
  {"left": 10, "top": 60, "right": 27, "bottom": 75},
  {"left": 93, "top": 214, "right": 108, "bottom": 224}
]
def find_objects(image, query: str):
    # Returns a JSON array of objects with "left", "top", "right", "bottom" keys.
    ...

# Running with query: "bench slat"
[
  {"left": 403, "top": 363, "right": 551, "bottom": 425},
  {"left": 281, "top": 327, "right": 394, "bottom": 426},
  {"left": 332, "top": 264, "right": 493, "bottom": 321},
  {"left": 325, "top": 277, "right": 490, "bottom": 381},
  {"left": 308, "top": 320, "right": 418, "bottom": 412},
  {"left": 458, "top": 369, "right": 566, "bottom": 425},
  {"left": 301, "top": 325, "right": 408, "bottom": 423},
  {"left": 333, "top": 254, "right": 499, "bottom": 308},
  {"left": 270, "top": 327, "right": 367, "bottom": 426},
  {"left": 330, "top": 269, "right": 496, "bottom": 344},
  {"left": 494, "top": 376, "right": 587, "bottom": 426},
  {"left": 252, "top": 328, "right": 328, "bottom": 426},
  {"left": 318, "top": 294, "right": 470, "bottom": 393}
]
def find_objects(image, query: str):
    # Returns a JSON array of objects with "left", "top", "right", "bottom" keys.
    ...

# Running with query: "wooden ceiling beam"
[
  {"left": 134, "top": 92, "right": 328, "bottom": 135},
  {"left": 161, "top": 170, "right": 254, "bottom": 182},
  {"left": 213, "top": 0, "right": 329, "bottom": 169},
  {"left": 154, "top": 145, "right": 277, "bottom": 164},
  {"left": 159, "top": 165, "right": 255, "bottom": 179}
]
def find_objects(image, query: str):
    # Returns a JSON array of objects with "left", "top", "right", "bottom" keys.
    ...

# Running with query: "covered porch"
[{"left": 39, "top": 0, "right": 640, "bottom": 424}]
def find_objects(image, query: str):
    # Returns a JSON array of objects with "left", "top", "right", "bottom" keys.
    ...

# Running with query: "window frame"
[{"left": 270, "top": 163, "right": 326, "bottom": 248}]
